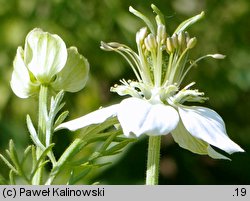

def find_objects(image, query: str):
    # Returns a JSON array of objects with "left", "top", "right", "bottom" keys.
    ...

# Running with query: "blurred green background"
[{"left": 0, "top": 0, "right": 250, "bottom": 184}]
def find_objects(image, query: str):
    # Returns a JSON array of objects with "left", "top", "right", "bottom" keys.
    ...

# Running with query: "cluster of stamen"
[{"left": 101, "top": 6, "right": 223, "bottom": 106}]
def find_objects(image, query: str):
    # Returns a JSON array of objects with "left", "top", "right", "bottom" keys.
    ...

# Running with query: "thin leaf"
[
  {"left": 9, "top": 170, "right": 15, "bottom": 185},
  {"left": 46, "top": 138, "right": 84, "bottom": 184},
  {"left": 26, "top": 115, "right": 45, "bottom": 150},
  {"left": 54, "top": 111, "right": 69, "bottom": 129},
  {"left": 98, "top": 130, "right": 120, "bottom": 153},
  {"left": 104, "top": 139, "right": 134, "bottom": 156},
  {"left": 80, "top": 117, "right": 119, "bottom": 139},
  {"left": 85, "top": 129, "right": 123, "bottom": 143},
  {"left": 174, "top": 11, "right": 205, "bottom": 34},
  {"left": 31, "top": 144, "right": 54, "bottom": 178},
  {"left": 31, "top": 145, "right": 37, "bottom": 172},
  {"left": 21, "top": 145, "right": 32, "bottom": 165},
  {"left": 68, "top": 168, "right": 92, "bottom": 185},
  {"left": 8, "top": 140, "right": 22, "bottom": 175},
  {"left": 0, "top": 154, "right": 18, "bottom": 174}
]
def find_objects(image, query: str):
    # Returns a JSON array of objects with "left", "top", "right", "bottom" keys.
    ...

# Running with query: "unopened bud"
[
  {"left": 144, "top": 33, "right": 157, "bottom": 51},
  {"left": 185, "top": 31, "right": 190, "bottom": 43},
  {"left": 209, "top": 54, "right": 226, "bottom": 59},
  {"left": 166, "top": 37, "right": 174, "bottom": 53},
  {"left": 156, "top": 24, "right": 166, "bottom": 44},
  {"left": 136, "top": 27, "right": 147, "bottom": 45},
  {"left": 171, "top": 33, "right": 178, "bottom": 49},
  {"left": 178, "top": 32, "right": 187, "bottom": 50},
  {"left": 187, "top": 37, "right": 197, "bottom": 49}
]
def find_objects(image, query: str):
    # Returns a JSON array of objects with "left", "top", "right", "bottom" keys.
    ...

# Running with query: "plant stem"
[
  {"left": 32, "top": 85, "right": 48, "bottom": 185},
  {"left": 146, "top": 136, "right": 161, "bottom": 185}
]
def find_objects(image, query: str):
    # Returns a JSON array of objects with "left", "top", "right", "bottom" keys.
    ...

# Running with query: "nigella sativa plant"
[{"left": 57, "top": 5, "right": 244, "bottom": 184}]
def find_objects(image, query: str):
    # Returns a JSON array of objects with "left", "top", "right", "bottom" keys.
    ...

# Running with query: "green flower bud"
[
  {"left": 166, "top": 37, "right": 174, "bottom": 53},
  {"left": 177, "top": 31, "right": 187, "bottom": 50},
  {"left": 136, "top": 27, "right": 147, "bottom": 45},
  {"left": 187, "top": 37, "right": 197, "bottom": 49},
  {"left": 171, "top": 33, "right": 178, "bottom": 49},
  {"left": 156, "top": 24, "right": 166, "bottom": 44},
  {"left": 144, "top": 34, "right": 157, "bottom": 52}
]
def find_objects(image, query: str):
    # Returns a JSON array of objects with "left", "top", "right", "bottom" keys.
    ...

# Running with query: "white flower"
[
  {"left": 57, "top": 6, "right": 244, "bottom": 159},
  {"left": 10, "top": 28, "right": 89, "bottom": 98}
]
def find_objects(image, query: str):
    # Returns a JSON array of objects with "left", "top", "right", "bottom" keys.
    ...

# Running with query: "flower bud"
[
  {"left": 209, "top": 54, "right": 226, "bottom": 59},
  {"left": 166, "top": 37, "right": 174, "bottom": 53},
  {"left": 171, "top": 33, "right": 178, "bottom": 49},
  {"left": 144, "top": 33, "right": 157, "bottom": 51},
  {"left": 178, "top": 31, "right": 187, "bottom": 51},
  {"left": 136, "top": 27, "right": 147, "bottom": 45},
  {"left": 187, "top": 37, "right": 197, "bottom": 49},
  {"left": 185, "top": 31, "right": 190, "bottom": 43},
  {"left": 10, "top": 28, "right": 89, "bottom": 98},
  {"left": 156, "top": 24, "right": 166, "bottom": 44}
]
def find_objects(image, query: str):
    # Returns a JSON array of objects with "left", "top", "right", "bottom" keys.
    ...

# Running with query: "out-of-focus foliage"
[{"left": 0, "top": 0, "right": 249, "bottom": 184}]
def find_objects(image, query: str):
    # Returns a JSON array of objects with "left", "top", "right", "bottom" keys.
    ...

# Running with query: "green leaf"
[
  {"left": 26, "top": 115, "right": 45, "bottom": 149},
  {"left": 46, "top": 138, "right": 84, "bottom": 184},
  {"left": 80, "top": 117, "right": 119, "bottom": 140},
  {"left": 104, "top": 139, "right": 135, "bottom": 156},
  {"left": 174, "top": 11, "right": 205, "bottom": 34},
  {"left": 0, "top": 154, "right": 18, "bottom": 174},
  {"left": 31, "top": 146, "right": 37, "bottom": 172},
  {"left": 21, "top": 145, "right": 32, "bottom": 165},
  {"left": 8, "top": 140, "right": 22, "bottom": 175},
  {"left": 31, "top": 143, "right": 54, "bottom": 178},
  {"left": 85, "top": 129, "right": 123, "bottom": 144},
  {"left": 68, "top": 168, "right": 92, "bottom": 185},
  {"left": 9, "top": 170, "right": 15, "bottom": 185},
  {"left": 97, "top": 129, "right": 120, "bottom": 153},
  {"left": 54, "top": 111, "right": 69, "bottom": 129}
]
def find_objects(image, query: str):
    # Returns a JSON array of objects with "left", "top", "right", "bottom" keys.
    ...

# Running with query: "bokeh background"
[{"left": 0, "top": 0, "right": 250, "bottom": 184}]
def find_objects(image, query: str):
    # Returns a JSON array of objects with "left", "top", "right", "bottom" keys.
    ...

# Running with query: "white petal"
[
  {"left": 51, "top": 47, "right": 89, "bottom": 92},
  {"left": 178, "top": 106, "right": 244, "bottom": 154},
  {"left": 24, "top": 28, "right": 67, "bottom": 83},
  {"left": 172, "top": 120, "right": 230, "bottom": 160},
  {"left": 56, "top": 104, "right": 119, "bottom": 131},
  {"left": 117, "top": 97, "right": 179, "bottom": 137},
  {"left": 10, "top": 47, "right": 39, "bottom": 98}
]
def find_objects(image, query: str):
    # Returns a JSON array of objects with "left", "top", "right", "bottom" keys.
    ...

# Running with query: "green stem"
[
  {"left": 32, "top": 85, "right": 48, "bottom": 185},
  {"left": 146, "top": 136, "right": 161, "bottom": 185},
  {"left": 45, "top": 138, "right": 83, "bottom": 185}
]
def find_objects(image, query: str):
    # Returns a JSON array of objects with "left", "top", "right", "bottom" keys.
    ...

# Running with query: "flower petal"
[
  {"left": 117, "top": 97, "right": 179, "bottom": 137},
  {"left": 56, "top": 104, "right": 119, "bottom": 131},
  {"left": 171, "top": 120, "right": 230, "bottom": 160},
  {"left": 178, "top": 106, "right": 244, "bottom": 154},
  {"left": 10, "top": 47, "right": 39, "bottom": 98},
  {"left": 51, "top": 47, "right": 89, "bottom": 92},
  {"left": 24, "top": 28, "right": 67, "bottom": 83}
]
